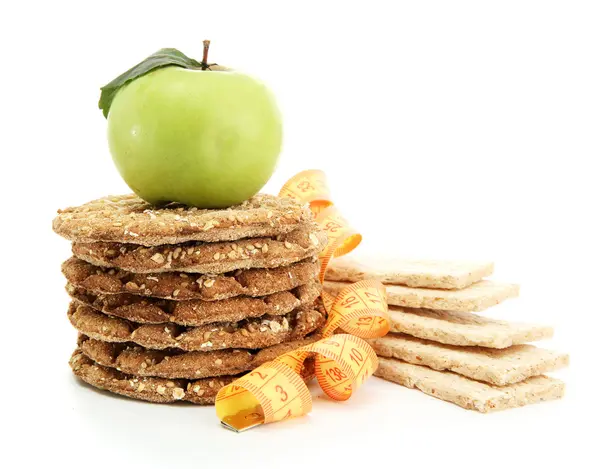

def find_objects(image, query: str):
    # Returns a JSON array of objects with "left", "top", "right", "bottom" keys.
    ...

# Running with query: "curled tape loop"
[
  {"left": 278, "top": 169, "right": 333, "bottom": 216},
  {"left": 215, "top": 170, "right": 389, "bottom": 432},
  {"left": 315, "top": 206, "right": 362, "bottom": 283}
]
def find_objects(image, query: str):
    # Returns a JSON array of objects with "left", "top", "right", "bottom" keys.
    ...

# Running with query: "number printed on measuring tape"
[{"left": 215, "top": 169, "right": 390, "bottom": 431}]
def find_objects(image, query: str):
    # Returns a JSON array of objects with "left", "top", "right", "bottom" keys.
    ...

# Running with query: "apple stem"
[{"left": 202, "top": 40, "right": 211, "bottom": 70}]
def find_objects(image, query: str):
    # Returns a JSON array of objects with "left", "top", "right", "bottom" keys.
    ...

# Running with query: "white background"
[{"left": 2, "top": 1, "right": 598, "bottom": 467}]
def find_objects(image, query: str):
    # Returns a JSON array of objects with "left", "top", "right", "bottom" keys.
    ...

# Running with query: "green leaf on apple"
[{"left": 99, "top": 48, "right": 203, "bottom": 118}]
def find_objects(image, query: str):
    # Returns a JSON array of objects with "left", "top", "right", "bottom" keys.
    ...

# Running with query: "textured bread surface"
[
  {"left": 369, "top": 334, "right": 568, "bottom": 385},
  {"left": 67, "top": 302, "right": 326, "bottom": 351},
  {"left": 62, "top": 257, "right": 319, "bottom": 301},
  {"left": 72, "top": 223, "right": 326, "bottom": 274},
  {"left": 67, "top": 281, "right": 321, "bottom": 326},
  {"left": 326, "top": 280, "right": 519, "bottom": 312},
  {"left": 387, "top": 306, "right": 553, "bottom": 348},
  {"left": 70, "top": 349, "right": 315, "bottom": 405},
  {"left": 375, "top": 357, "right": 565, "bottom": 412},
  {"left": 326, "top": 256, "right": 494, "bottom": 289},
  {"left": 78, "top": 334, "right": 320, "bottom": 379},
  {"left": 54, "top": 193, "right": 313, "bottom": 246}
]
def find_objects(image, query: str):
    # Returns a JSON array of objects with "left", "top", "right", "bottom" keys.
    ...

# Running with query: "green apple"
[{"left": 105, "top": 52, "right": 282, "bottom": 208}]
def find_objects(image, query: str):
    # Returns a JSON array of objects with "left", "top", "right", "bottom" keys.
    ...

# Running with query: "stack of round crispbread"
[{"left": 53, "top": 193, "right": 327, "bottom": 404}]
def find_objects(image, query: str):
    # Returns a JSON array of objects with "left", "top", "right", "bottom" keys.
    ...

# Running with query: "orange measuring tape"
[{"left": 215, "top": 170, "right": 390, "bottom": 431}]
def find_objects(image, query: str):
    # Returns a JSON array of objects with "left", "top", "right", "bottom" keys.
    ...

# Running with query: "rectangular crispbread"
[
  {"left": 325, "top": 280, "right": 519, "bottom": 312},
  {"left": 375, "top": 357, "right": 565, "bottom": 412},
  {"left": 325, "top": 256, "right": 494, "bottom": 289},
  {"left": 387, "top": 306, "right": 553, "bottom": 348},
  {"left": 369, "top": 334, "right": 568, "bottom": 385}
]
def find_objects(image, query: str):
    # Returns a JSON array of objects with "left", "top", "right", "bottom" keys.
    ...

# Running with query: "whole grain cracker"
[
  {"left": 62, "top": 257, "right": 319, "bottom": 301},
  {"left": 375, "top": 357, "right": 565, "bottom": 412},
  {"left": 54, "top": 193, "right": 313, "bottom": 246},
  {"left": 67, "top": 302, "right": 326, "bottom": 352},
  {"left": 78, "top": 334, "right": 320, "bottom": 379},
  {"left": 67, "top": 280, "right": 321, "bottom": 326},
  {"left": 369, "top": 334, "right": 569, "bottom": 386},
  {"left": 325, "top": 280, "right": 519, "bottom": 312},
  {"left": 325, "top": 256, "right": 494, "bottom": 290},
  {"left": 387, "top": 306, "right": 553, "bottom": 348},
  {"left": 70, "top": 349, "right": 315, "bottom": 405},
  {"left": 72, "top": 223, "right": 327, "bottom": 274}
]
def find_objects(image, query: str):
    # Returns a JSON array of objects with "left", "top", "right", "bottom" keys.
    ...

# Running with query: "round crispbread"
[
  {"left": 62, "top": 257, "right": 319, "bottom": 301},
  {"left": 77, "top": 334, "right": 320, "bottom": 379},
  {"left": 67, "top": 280, "right": 321, "bottom": 325},
  {"left": 70, "top": 349, "right": 315, "bottom": 405},
  {"left": 54, "top": 193, "right": 313, "bottom": 246},
  {"left": 67, "top": 301, "right": 326, "bottom": 352},
  {"left": 71, "top": 223, "right": 326, "bottom": 274}
]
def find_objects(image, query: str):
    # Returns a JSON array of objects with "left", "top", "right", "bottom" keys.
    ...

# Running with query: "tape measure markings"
[{"left": 215, "top": 170, "right": 391, "bottom": 431}]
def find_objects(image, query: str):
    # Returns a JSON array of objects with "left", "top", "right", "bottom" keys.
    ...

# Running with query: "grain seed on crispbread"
[
  {"left": 325, "top": 280, "right": 519, "bottom": 312},
  {"left": 67, "top": 280, "right": 321, "bottom": 326},
  {"left": 71, "top": 223, "right": 327, "bottom": 274},
  {"left": 369, "top": 334, "right": 569, "bottom": 386},
  {"left": 375, "top": 357, "right": 565, "bottom": 412},
  {"left": 67, "top": 302, "right": 326, "bottom": 352},
  {"left": 70, "top": 349, "right": 316, "bottom": 405},
  {"left": 325, "top": 256, "right": 494, "bottom": 290},
  {"left": 78, "top": 334, "right": 320, "bottom": 379},
  {"left": 54, "top": 193, "right": 313, "bottom": 246},
  {"left": 62, "top": 257, "right": 319, "bottom": 301},
  {"left": 387, "top": 306, "right": 553, "bottom": 348}
]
